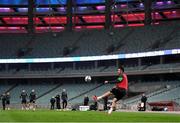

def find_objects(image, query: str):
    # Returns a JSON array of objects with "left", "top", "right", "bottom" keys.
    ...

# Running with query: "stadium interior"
[{"left": 0, "top": 0, "right": 180, "bottom": 112}]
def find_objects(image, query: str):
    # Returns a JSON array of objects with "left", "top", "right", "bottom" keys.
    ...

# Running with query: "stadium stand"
[
  {"left": 0, "top": 0, "right": 180, "bottom": 114},
  {"left": 9, "top": 83, "right": 58, "bottom": 104},
  {"left": 0, "top": 62, "right": 180, "bottom": 78},
  {"left": 0, "top": 22, "right": 179, "bottom": 59},
  {"left": 124, "top": 81, "right": 180, "bottom": 105}
]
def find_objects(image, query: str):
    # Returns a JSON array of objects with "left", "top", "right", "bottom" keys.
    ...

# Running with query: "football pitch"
[{"left": 0, "top": 110, "right": 180, "bottom": 122}]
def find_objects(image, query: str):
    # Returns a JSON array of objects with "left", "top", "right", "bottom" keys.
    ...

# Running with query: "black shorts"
[
  {"left": 110, "top": 87, "right": 127, "bottom": 101},
  {"left": 30, "top": 100, "right": 35, "bottom": 103},
  {"left": 6, "top": 100, "right": 10, "bottom": 105},
  {"left": 21, "top": 100, "right": 27, "bottom": 104}
]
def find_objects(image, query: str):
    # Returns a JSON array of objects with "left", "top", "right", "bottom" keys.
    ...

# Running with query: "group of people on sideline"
[
  {"left": 50, "top": 89, "right": 68, "bottom": 110},
  {"left": 0, "top": 92, "right": 10, "bottom": 110},
  {"left": 0, "top": 89, "right": 36, "bottom": 111}
]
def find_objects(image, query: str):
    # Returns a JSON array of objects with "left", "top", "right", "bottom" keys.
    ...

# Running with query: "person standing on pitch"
[
  {"left": 93, "top": 66, "right": 128, "bottom": 114},
  {"left": 6, "top": 92, "right": 10, "bottom": 110},
  {"left": 83, "top": 95, "right": 89, "bottom": 106},
  {"left": 50, "top": 96, "right": 56, "bottom": 110},
  {"left": 141, "top": 93, "right": 147, "bottom": 111},
  {"left": 20, "top": 89, "right": 28, "bottom": 110},
  {"left": 55, "top": 94, "right": 61, "bottom": 110},
  {"left": 1, "top": 93, "right": 6, "bottom": 110},
  {"left": 61, "top": 89, "right": 68, "bottom": 109},
  {"left": 29, "top": 89, "right": 37, "bottom": 111}
]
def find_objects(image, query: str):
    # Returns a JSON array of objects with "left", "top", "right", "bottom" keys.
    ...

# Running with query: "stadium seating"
[
  {"left": 9, "top": 83, "right": 58, "bottom": 104},
  {"left": 0, "top": 62, "right": 179, "bottom": 78},
  {"left": 148, "top": 85, "right": 180, "bottom": 104},
  {"left": 0, "top": 79, "right": 180, "bottom": 109},
  {"left": 124, "top": 81, "right": 180, "bottom": 105},
  {"left": 0, "top": 22, "right": 179, "bottom": 58},
  {"left": 0, "top": 84, "right": 13, "bottom": 94},
  {"left": 36, "top": 83, "right": 98, "bottom": 106}
]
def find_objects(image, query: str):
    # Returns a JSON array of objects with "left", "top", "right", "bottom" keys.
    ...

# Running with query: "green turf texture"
[{"left": 0, "top": 110, "right": 180, "bottom": 122}]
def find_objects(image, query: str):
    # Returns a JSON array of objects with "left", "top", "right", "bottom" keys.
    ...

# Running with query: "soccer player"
[
  {"left": 20, "top": 90, "right": 28, "bottom": 110},
  {"left": 6, "top": 92, "right": 10, "bottom": 110},
  {"left": 94, "top": 66, "right": 128, "bottom": 114},
  {"left": 55, "top": 94, "right": 61, "bottom": 110},
  {"left": 61, "top": 89, "right": 68, "bottom": 109},
  {"left": 29, "top": 89, "right": 37, "bottom": 111},
  {"left": 1, "top": 93, "right": 6, "bottom": 110}
]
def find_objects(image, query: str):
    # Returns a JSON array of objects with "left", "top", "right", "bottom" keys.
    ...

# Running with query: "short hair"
[{"left": 119, "top": 66, "right": 124, "bottom": 72}]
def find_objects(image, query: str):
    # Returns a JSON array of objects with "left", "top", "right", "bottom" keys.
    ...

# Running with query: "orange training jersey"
[{"left": 116, "top": 73, "right": 128, "bottom": 90}]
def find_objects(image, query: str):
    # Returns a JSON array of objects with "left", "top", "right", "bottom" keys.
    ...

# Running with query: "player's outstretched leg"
[{"left": 93, "top": 91, "right": 112, "bottom": 101}]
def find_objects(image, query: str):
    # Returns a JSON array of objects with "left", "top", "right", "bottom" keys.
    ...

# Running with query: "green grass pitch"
[{"left": 0, "top": 110, "right": 180, "bottom": 122}]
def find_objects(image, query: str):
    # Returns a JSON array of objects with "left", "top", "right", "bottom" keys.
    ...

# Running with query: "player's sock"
[{"left": 108, "top": 107, "right": 113, "bottom": 114}]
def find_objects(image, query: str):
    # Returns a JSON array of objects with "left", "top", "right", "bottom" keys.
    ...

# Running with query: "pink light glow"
[
  {"left": 172, "top": 11, "right": 176, "bottom": 14},
  {"left": 114, "top": 25, "right": 124, "bottom": 28},
  {"left": 120, "top": 4, "right": 127, "bottom": 8},
  {"left": 156, "top": 2, "right": 164, "bottom": 5},
  {"left": 0, "top": 8, "right": 12, "bottom": 12},
  {"left": 167, "top": 1, "right": 172, "bottom": 4},
  {"left": 154, "top": 22, "right": 160, "bottom": 25},
  {"left": 96, "top": 6, "right": 105, "bottom": 10},
  {"left": 75, "top": 26, "right": 82, "bottom": 29}
]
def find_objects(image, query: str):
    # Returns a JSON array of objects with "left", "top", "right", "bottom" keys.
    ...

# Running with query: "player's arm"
[{"left": 105, "top": 76, "right": 123, "bottom": 84}]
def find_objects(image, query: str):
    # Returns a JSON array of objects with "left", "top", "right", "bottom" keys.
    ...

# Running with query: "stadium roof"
[
  {"left": 0, "top": 0, "right": 179, "bottom": 33},
  {"left": 0, "top": 0, "right": 139, "bottom": 5}
]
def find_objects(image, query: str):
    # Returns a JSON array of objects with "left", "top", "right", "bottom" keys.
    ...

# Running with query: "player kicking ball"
[{"left": 93, "top": 66, "right": 128, "bottom": 114}]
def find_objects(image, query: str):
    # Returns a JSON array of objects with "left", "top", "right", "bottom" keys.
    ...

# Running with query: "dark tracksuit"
[
  {"left": 29, "top": 92, "right": 36, "bottom": 103},
  {"left": 20, "top": 92, "right": 28, "bottom": 104},
  {"left": 1, "top": 95, "right": 6, "bottom": 110},
  {"left": 50, "top": 97, "right": 56, "bottom": 110},
  {"left": 61, "top": 92, "right": 68, "bottom": 109},
  {"left": 84, "top": 96, "right": 89, "bottom": 106},
  {"left": 55, "top": 95, "right": 61, "bottom": 109},
  {"left": 6, "top": 94, "right": 10, "bottom": 105},
  {"left": 141, "top": 95, "right": 147, "bottom": 111}
]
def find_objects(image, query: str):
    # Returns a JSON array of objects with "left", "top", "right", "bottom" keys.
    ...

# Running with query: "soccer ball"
[{"left": 85, "top": 76, "right": 91, "bottom": 82}]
